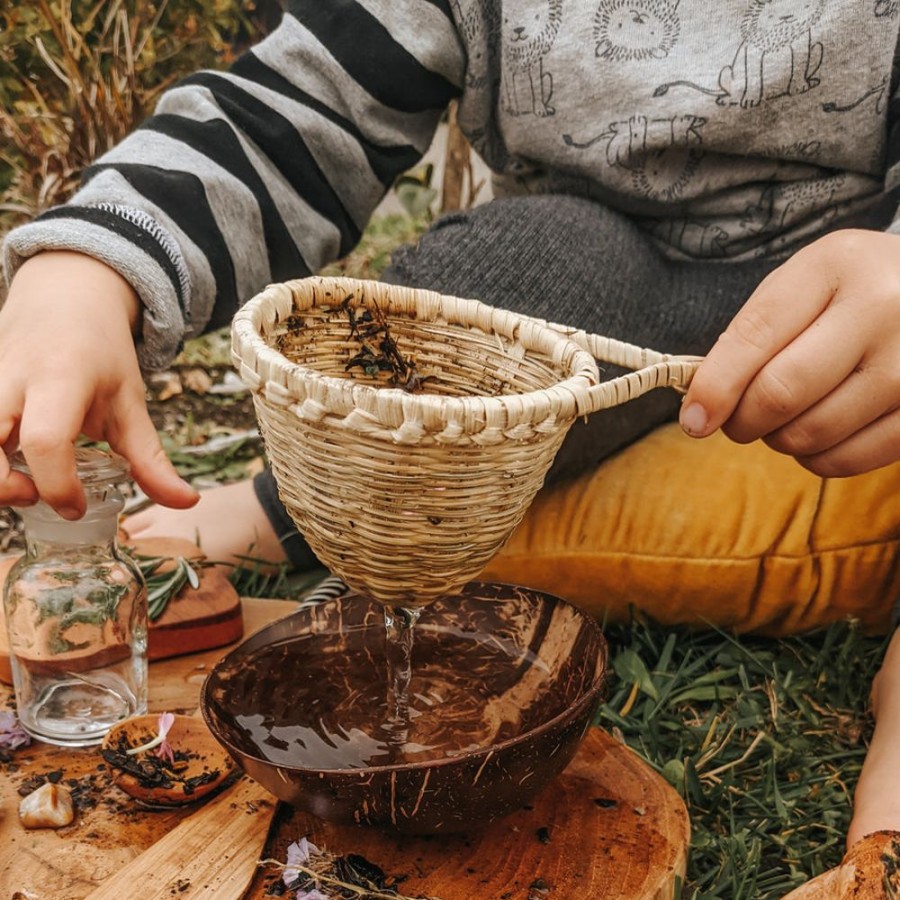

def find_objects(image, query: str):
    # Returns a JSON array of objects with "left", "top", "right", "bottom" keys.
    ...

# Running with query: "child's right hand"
[
  {"left": 0, "top": 251, "right": 198, "bottom": 519},
  {"left": 680, "top": 229, "right": 900, "bottom": 477}
]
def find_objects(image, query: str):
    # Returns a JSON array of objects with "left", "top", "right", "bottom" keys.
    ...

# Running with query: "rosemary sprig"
[{"left": 132, "top": 554, "right": 202, "bottom": 621}]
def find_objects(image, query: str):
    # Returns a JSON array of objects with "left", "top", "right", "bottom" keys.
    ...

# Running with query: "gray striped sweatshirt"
[{"left": 5, "top": 0, "right": 900, "bottom": 370}]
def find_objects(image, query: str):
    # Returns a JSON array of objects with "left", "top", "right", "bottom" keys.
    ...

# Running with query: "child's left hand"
[{"left": 680, "top": 228, "right": 900, "bottom": 477}]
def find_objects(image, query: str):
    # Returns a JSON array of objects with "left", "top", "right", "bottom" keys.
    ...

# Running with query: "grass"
[
  {"left": 319, "top": 212, "right": 430, "bottom": 280},
  {"left": 0, "top": 0, "right": 252, "bottom": 233},
  {"left": 598, "top": 613, "right": 885, "bottom": 898}
]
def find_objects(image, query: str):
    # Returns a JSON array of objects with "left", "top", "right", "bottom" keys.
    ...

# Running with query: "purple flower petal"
[
  {"left": 153, "top": 739, "right": 176, "bottom": 766},
  {"left": 283, "top": 838, "right": 320, "bottom": 886},
  {"left": 0, "top": 711, "right": 31, "bottom": 749},
  {"left": 157, "top": 711, "right": 175, "bottom": 740}
]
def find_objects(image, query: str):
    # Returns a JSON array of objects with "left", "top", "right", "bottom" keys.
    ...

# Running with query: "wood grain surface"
[
  {"left": 244, "top": 726, "right": 690, "bottom": 900},
  {"left": 0, "top": 598, "right": 287, "bottom": 900},
  {"left": 82, "top": 777, "right": 276, "bottom": 900}
]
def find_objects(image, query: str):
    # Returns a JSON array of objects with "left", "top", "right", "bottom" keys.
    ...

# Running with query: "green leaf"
[
  {"left": 613, "top": 648, "right": 659, "bottom": 701},
  {"left": 660, "top": 757, "right": 685, "bottom": 790},
  {"left": 394, "top": 182, "right": 438, "bottom": 221}
]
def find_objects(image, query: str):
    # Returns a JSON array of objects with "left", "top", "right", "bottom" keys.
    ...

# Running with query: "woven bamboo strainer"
[{"left": 232, "top": 276, "right": 700, "bottom": 607}]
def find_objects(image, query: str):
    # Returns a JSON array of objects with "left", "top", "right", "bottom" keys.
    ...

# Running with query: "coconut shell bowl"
[{"left": 201, "top": 582, "right": 608, "bottom": 834}]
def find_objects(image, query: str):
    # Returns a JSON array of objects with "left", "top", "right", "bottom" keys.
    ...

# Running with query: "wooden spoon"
[{"left": 101, "top": 713, "right": 237, "bottom": 806}]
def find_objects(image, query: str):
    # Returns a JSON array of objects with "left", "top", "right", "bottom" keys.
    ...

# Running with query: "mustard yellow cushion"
[{"left": 482, "top": 423, "right": 900, "bottom": 636}]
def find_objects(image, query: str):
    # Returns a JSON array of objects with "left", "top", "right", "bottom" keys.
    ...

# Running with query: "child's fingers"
[
  {"left": 0, "top": 413, "right": 16, "bottom": 481},
  {"left": 0, "top": 443, "right": 39, "bottom": 509},
  {"left": 16, "top": 387, "right": 88, "bottom": 519},
  {"left": 107, "top": 401, "right": 199, "bottom": 511},
  {"left": 761, "top": 360, "right": 896, "bottom": 461},
  {"left": 0, "top": 467, "right": 40, "bottom": 507},
  {"left": 0, "top": 421, "right": 37, "bottom": 507},
  {"left": 717, "top": 295, "right": 874, "bottom": 446},
  {"left": 792, "top": 405, "right": 900, "bottom": 477},
  {"left": 680, "top": 245, "right": 838, "bottom": 437},
  {"left": 0, "top": 398, "right": 39, "bottom": 507}
]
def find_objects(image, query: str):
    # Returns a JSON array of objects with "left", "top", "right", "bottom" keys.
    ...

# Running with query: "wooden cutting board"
[
  {"left": 81, "top": 775, "right": 277, "bottom": 900},
  {"left": 0, "top": 536, "right": 243, "bottom": 684}
]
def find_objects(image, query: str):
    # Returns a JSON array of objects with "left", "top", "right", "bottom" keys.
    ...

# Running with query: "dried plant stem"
[
  {"left": 700, "top": 731, "right": 766, "bottom": 782},
  {"left": 0, "top": 0, "right": 251, "bottom": 235},
  {"left": 258, "top": 857, "right": 443, "bottom": 900},
  {"left": 618, "top": 680, "right": 640, "bottom": 717}
]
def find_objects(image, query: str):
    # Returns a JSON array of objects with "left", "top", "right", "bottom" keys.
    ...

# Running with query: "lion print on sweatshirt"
[
  {"left": 502, "top": 0, "right": 563, "bottom": 116},
  {"left": 593, "top": 0, "right": 682, "bottom": 61},
  {"left": 653, "top": 0, "right": 826, "bottom": 107}
]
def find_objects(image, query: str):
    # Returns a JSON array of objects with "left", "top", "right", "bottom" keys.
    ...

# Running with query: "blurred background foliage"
[{"left": 0, "top": 0, "right": 281, "bottom": 232}]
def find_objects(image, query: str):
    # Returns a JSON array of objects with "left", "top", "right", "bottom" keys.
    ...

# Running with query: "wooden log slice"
[{"left": 245, "top": 727, "right": 690, "bottom": 900}]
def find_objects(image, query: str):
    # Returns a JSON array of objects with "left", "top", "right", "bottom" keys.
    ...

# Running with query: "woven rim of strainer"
[
  {"left": 232, "top": 275, "right": 704, "bottom": 439},
  {"left": 231, "top": 276, "right": 603, "bottom": 431}
]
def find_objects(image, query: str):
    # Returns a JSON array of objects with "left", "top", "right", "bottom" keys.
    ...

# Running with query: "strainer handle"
[
  {"left": 580, "top": 355, "right": 702, "bottom": 415},
  {"left": 545, "top": 324, "right": 703, "bottom": 416}
]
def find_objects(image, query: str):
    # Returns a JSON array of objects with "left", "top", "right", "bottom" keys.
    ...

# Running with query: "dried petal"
[
  {"left": 0, "top": 711, "right": 31, "bottom": 749},
  {"left": 157, "top": 711, "right": 175, "bottom": 740},
  {"left": 154, "top": 739, "right": 176, "bottom": 766},
  {"left": 127, "top": 711, "right": 176, "bottom": 757},
  {"left": 284, "top": 838, "right": 320, "bottom": 885}
]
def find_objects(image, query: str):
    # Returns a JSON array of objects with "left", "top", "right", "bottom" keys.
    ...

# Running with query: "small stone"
[{"left": 19, "top": 782, "right": 75, "bottom": 828}]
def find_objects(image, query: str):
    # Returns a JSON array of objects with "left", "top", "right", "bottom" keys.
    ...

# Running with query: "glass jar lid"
[{"left": 10, "top": 448, "right": 130, "bottom": 487}]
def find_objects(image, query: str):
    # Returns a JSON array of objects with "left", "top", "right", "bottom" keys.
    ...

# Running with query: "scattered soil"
[
  {"left": 145, "top": 366, "right": 258, "bottom": 438},
  {"left": 17, "top": 766, "right": 114, "bottom": 814}
]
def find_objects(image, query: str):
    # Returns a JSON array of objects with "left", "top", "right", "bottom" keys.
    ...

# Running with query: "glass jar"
[{"left": 3, "top": 449, "right": 148, "bottom": 747}]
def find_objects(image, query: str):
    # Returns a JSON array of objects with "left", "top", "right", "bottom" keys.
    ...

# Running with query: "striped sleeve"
[{"left": 2, "top": 0, "right": 464, "bottom": 370}]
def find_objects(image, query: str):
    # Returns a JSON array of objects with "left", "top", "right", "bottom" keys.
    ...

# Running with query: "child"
[{"left": 3, "top": 0, "right": 900, "bottom": 850}]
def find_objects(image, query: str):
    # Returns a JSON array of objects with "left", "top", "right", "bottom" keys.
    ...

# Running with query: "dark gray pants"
[{"left": 257, "top": 195, "right": 781, "bottom": 569}]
